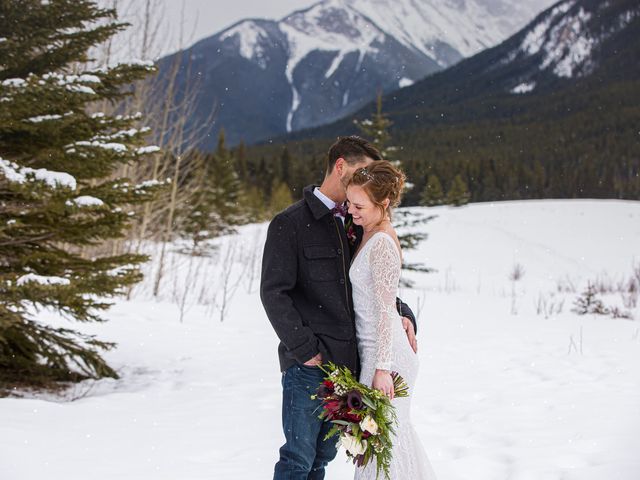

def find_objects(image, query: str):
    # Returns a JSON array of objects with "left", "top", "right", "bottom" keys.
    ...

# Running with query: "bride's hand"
[{"left": 372, "top": 369, "right": 395, "bottom": 400}]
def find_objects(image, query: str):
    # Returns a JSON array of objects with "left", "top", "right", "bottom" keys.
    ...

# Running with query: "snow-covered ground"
[{"left": 2, "top": 200, "right": 640, "bottom": 480}]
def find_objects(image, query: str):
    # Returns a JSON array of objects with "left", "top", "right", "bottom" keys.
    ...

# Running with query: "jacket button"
[
  {"left": 337, "top": 248, "right": 342, "bottom": 255},
  {"left": 339, "top": 279, "right": 345, "bottom": 284}
]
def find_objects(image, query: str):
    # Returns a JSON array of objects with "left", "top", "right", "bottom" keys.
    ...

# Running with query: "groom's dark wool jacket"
[{"left": 260, "top": 185, "right": 417, "bottom": 375}]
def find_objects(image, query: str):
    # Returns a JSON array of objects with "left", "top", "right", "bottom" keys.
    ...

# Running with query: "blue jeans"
[{"left": 273, "top": 364, "right": 339, "bottom": 480}]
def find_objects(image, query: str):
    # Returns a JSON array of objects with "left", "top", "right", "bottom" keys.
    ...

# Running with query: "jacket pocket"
[
  {"left": 303, "top": 244, "right": 339, "bottom": 282},
  {"left": 314, "top": 322, "right": 353, "bottom": 340}
]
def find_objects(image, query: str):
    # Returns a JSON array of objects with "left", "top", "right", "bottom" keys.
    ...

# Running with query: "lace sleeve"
[{"left": 369, "top": 234, "right": 401, "bottom": 371}]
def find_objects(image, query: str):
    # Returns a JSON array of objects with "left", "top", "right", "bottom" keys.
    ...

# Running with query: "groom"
[{"left": 260, "top": 136, "right": 418, "bottom": 479}]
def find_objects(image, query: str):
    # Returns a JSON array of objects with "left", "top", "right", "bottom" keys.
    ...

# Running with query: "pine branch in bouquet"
[{"left": 312, "top": 362, "right": 410, "bottom": 480}]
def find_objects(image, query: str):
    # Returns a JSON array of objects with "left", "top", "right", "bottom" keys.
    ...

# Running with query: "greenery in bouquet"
[{"left": 312, "top": 362, "right": 409, "bottom": 480}]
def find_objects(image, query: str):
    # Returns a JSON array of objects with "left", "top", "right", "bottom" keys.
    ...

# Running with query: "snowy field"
[{"left": 2, "top": 200, "right": 640, "bottom": 480}]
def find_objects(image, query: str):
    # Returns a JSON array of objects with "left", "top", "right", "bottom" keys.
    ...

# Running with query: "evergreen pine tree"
[
  {"left": 393, "top": 210, "right": 435, "bottom": 288},
  {"left": 235, "top": 141, "right": 248, "bottom": 183},
  {"left": 211, "top": 130, "right": 244, "bottom": 226},
  {"left": 355, "top": 92, "right": 432, "bottom": 282},
  {"left": 446, "top": 174, "right": 471, "bottom": 206},
  {"left": 354, "top": 92, "right": 396, "bottom": 162},
  {"left": 279, "top": 147, "right": 292, "bottom": 187},
  {"left": 268, "top": 180, "right": 293, "bottom": 217},
  {"left": 420, "top": 174, "right": 444, "bottom": 206},
  {"left": 255, "top": 156, "right": 272, "bottom": 196},
  {"left": 178, "top": 153, "right": 221, "bottom": 252},
  {"left": 481, "top": 169, "right": 501, "bottom": 201},
  {"left": 572, "top": 283, "right": 610, "bottom": 315},
  {"left": 0, "top": 0, "right": 164, "bottom": 386},
  {"left": 240, "top": 186, "right": 268, "bottom": 222},
  {"left": 181, "top": 130, "right": 244, "bottom": 249}
]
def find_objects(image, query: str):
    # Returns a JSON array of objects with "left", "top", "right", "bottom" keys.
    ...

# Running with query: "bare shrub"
[
  {"left": 509, "top": 263, "right": 525, "bottom": 315},
  {"left": 556, "top": 276, "right": 577, "bottom": 293},
  {"left": 415, "top": 289, "right": 427, "bottom": 322},
  {"left": 567, "top": 326, "right": 584, "bottom": 355},
  {"left": 211, "top": 242, "right": 249, "bottom": 322},
  {"left": 591, "top": 274, "right": 620, "bottom": 295},
  {"left": 440, "top": 267, "right": 459, "bottom": 294},
  {"left": 609, "top": 307, "right": 634, "bottom": 320},
  {"left": 633, "top": 261, "right": 640, "bottom": 286},
  {"left": 535, "top": 292, "right": 565, "bottom": 319},
  {"left": 241, "top": 232, "right": 264, "bottom": 295},
  {"left": 621, "top": 279, "right": 638, "bottom": 309},
  {"left": 178, "top": 245, "right": 211, "bottom": 323},
  {"left": 509, "top": 263, "right": 525, "bottom": 282},
  {"left": 572, "top": 278, "right": 635, "bottom": 321},
  {"left": 622, "top": 261, "right": 640, "bottom": 309}
]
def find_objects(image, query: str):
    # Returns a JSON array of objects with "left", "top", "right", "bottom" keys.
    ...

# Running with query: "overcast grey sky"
[
  {"left": 106, "top": 0, "right": 318, "bottom": 60},
  {"left": 164, "top": 0, "right": 318, "bottom": 39}
]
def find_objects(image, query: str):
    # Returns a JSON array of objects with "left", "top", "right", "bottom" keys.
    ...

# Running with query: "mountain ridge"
[
  {"left": 278, "top": 0, "right": 640, "bottom": 141},
  {"left": 242, "top": 0, "right": 640, "bottom": 205},
  {"left": 156, "top": 0, "right": 554, "bottom": 148}
]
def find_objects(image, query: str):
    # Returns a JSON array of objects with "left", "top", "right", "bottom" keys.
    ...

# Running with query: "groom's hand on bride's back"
[
  {"left": 303, "top": 352, "right": 323, "bottom": 366},
  {"left": 402, "top": 317, "right": 418, "bottom": 354},
  {"left": 396, "top": 298, "right": 418, "bottom": 353}
]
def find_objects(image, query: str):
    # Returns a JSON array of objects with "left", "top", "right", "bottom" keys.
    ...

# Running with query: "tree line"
[{"left": 241, "top": 78, "right": 640, "bottom": 207}]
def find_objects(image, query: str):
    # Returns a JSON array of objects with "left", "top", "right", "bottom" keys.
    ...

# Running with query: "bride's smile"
[{"left": 346, "top": 184, "right": 391, "bottom": 232}]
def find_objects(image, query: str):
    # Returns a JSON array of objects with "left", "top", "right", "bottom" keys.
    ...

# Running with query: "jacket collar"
[{"left": 303, "top": 185, "right": 334, "bottom": 220}]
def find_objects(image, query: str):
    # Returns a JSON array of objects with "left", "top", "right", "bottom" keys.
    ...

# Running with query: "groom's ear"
[{"left": 334, "top": 157, "right": 345, "bottom": 176}]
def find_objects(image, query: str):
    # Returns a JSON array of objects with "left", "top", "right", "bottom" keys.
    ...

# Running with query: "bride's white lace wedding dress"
[{"left": 350, "top": 232, "right": 437, "bottom": 480}]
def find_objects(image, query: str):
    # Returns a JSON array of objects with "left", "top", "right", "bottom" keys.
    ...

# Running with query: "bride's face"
[{"left": 346, "top": 185, "right": 385, "bottom": 229}]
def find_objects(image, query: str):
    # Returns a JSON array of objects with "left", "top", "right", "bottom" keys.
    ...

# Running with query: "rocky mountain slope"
[{"left": 157, "top": 0, "right": 554, "bottom": 148}]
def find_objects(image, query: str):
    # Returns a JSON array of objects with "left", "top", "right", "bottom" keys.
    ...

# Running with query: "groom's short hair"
[{"left": 326, "top": 136, "right": 382, "bottom": 174}]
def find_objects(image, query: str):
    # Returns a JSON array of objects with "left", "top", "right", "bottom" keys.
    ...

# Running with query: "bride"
[{"left": 346, "top": 161, "right": 437, "bottom": 480}]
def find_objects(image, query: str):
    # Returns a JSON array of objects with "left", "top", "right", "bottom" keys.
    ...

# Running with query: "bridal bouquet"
[{"left": 312, "top": 362, "right": 409, "bottom": 479}]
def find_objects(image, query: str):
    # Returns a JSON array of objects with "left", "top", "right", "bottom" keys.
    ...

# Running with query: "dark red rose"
[{"left": 347, "top": 226, "right": 357, "bottom": 244}]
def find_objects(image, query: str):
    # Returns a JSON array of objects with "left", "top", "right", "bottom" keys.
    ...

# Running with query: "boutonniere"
[{"left": 345, "top": 216, "right": 357, "bottom": 245}]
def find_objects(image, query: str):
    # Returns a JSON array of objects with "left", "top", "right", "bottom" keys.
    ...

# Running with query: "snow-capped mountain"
[
  {"left": 505, "top": 0, "right": 640, "bottom": 93},
  {"left": 287, "top": 0, "right": 640, "bottom": 141},
  {"left": 158, "top": 0, "right": 555, "bottom": 148},
  {"left": 344, "top": 0, "right": 549, "bottom": 60},
  {"left": 446, "top": 0, "right": 640, "bottom": 97}
]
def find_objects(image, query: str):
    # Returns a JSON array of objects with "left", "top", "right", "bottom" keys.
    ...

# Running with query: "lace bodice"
[
  {"left": 352, "top": 232, "right": 401, "bottom": 371},
  {"left": 349, "top": 232, "right": 437, "bottom": 480}
]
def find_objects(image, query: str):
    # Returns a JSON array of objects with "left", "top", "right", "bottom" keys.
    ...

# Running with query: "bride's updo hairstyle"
[{"left": 347, "top": 160, "right": 406, "bottom": 222}]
